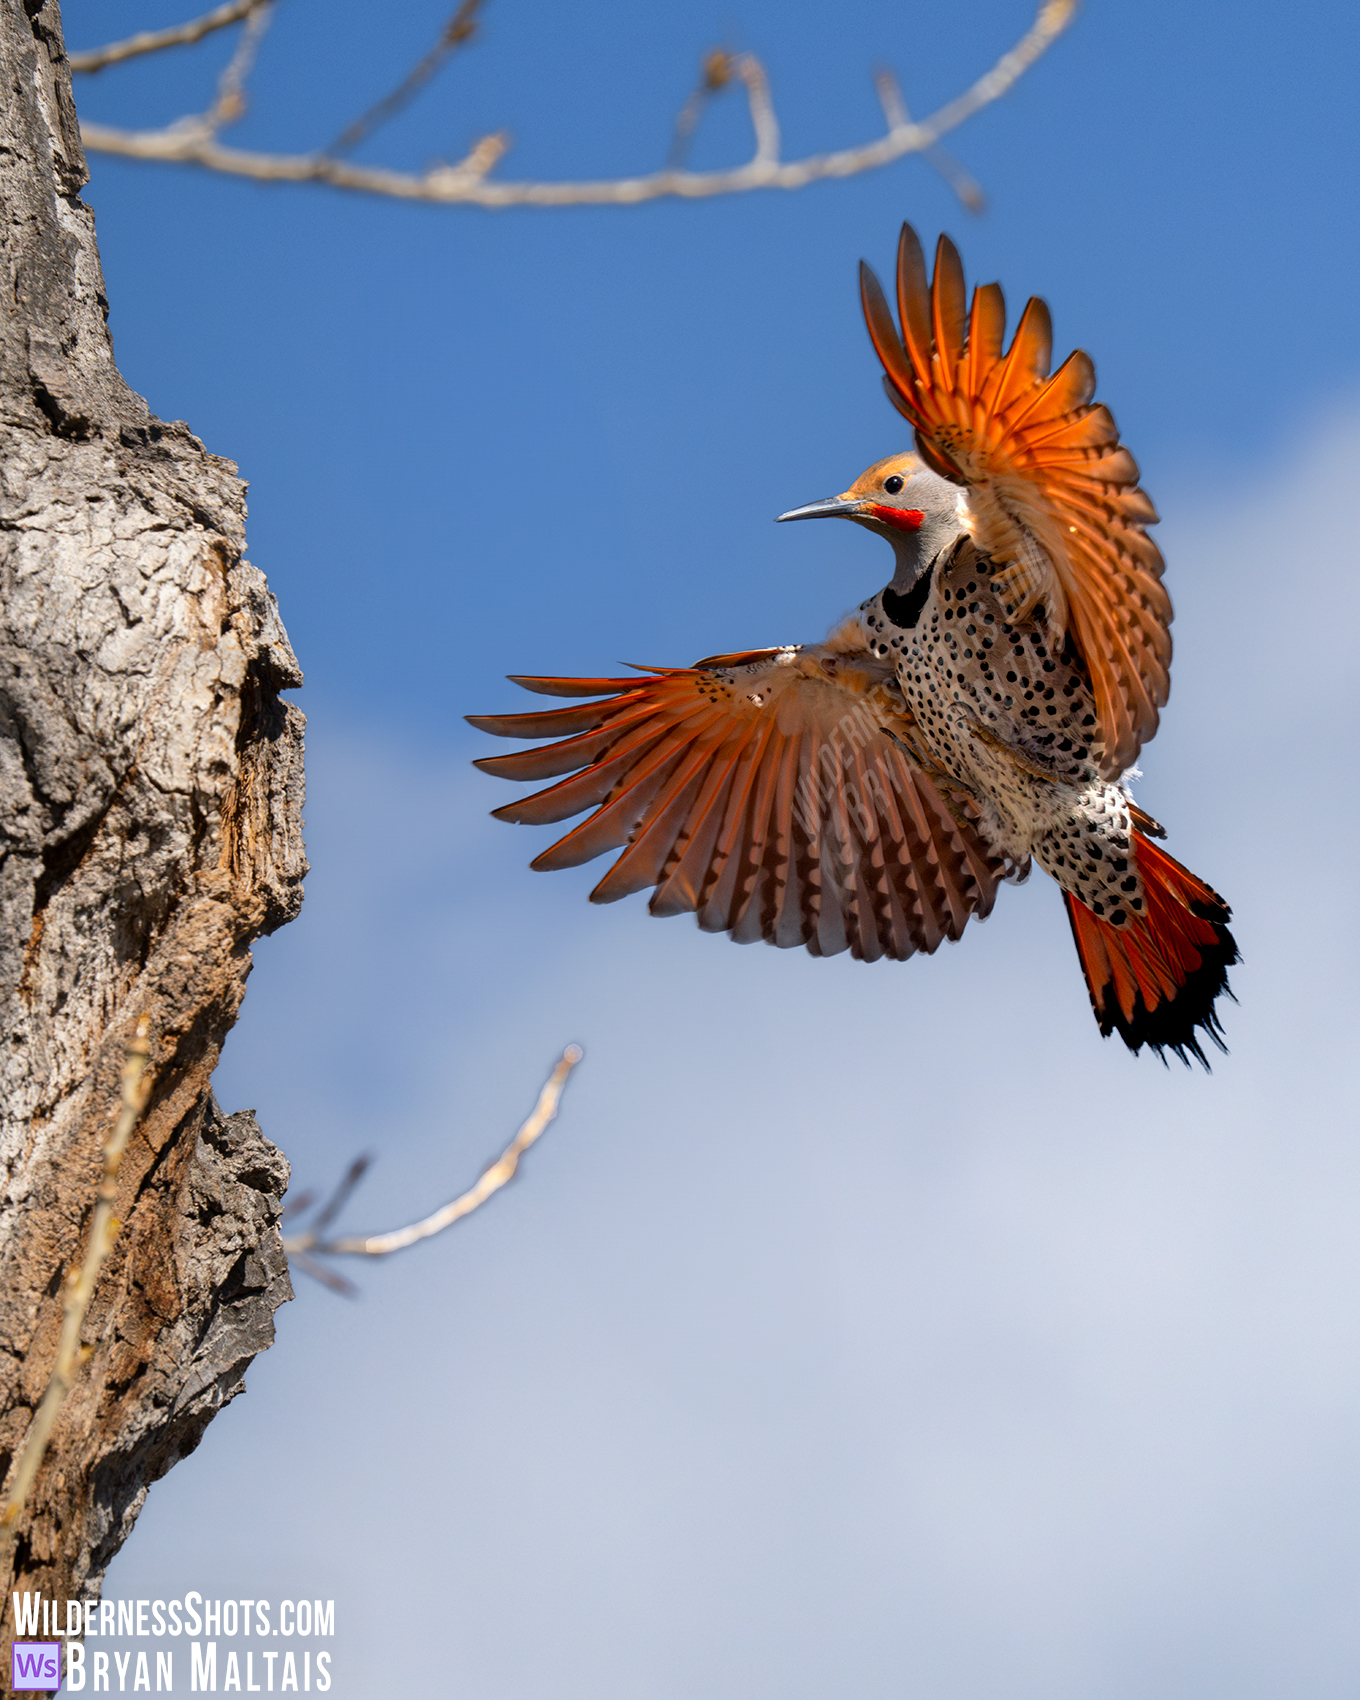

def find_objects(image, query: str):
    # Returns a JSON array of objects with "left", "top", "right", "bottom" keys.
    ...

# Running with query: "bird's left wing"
[{"left": 468, "top": 622, "right": 1018, "bottom": 962}]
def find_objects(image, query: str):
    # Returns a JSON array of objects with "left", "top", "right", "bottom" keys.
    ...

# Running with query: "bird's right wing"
[
  {"left": 467, "top": 621, "right": 1020, "bottom": 962},
  {"left": 859, "top": 224, "right": 1171, "bottom": 779}
]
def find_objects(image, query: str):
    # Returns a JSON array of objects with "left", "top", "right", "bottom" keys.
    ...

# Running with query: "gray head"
[{"left": 776, "top": 451, "right": 965, "bottom": 591}]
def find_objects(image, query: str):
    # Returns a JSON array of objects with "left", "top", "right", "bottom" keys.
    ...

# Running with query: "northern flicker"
[{"left": 468, "top": 225, "right": 1237, "bottom": 1064}]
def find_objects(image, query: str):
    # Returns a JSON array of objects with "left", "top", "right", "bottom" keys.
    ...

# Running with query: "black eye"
[{"left": 883, "top": 474, "right": 905, "bottom": 495}]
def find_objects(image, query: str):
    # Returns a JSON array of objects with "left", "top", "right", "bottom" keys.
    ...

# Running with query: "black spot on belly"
[{"left": 882, "top": 565, "right": 935, "bottom": 630}]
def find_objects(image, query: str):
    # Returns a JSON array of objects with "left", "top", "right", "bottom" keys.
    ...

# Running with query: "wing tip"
[{"left": 506, "top": 673, "right": 642, "bottom": 699}]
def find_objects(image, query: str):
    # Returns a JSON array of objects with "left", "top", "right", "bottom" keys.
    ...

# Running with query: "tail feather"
[{"left": 1064, "top": 830, "right": 1238, "bottom": 1067}]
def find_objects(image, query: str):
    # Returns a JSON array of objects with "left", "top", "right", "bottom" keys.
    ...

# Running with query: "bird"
[{"left": 467, "top": 224, "right": 1237, "bottom": 1065}]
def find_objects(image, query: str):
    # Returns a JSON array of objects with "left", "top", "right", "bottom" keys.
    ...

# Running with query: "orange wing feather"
[
  {"left": 860, "top": 224, "right": 1171, "bottom": 779},
  {"left": 469, "top": 633, "right": 1024, "bottom": 963}
]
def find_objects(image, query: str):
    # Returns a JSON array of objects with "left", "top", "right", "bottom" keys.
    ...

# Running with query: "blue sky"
[{"left": 66, "top": 0, "right": 1360, "bottom": 1694}]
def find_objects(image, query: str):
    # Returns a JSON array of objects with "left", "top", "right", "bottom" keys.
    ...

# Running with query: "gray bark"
[{"left": 0, "top": 0, "right": 303, "bottom": 1636}]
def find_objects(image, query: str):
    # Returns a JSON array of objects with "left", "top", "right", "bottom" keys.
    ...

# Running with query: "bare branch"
[
  {"left": 326, "top": 0, "right": 485, "bottom": 157},
  {"left": 203, "top": 0, "right": 273, "bottom": 131},
  {"left": 69, "top": 0, "right": 265, "bottom": 75},
  {"left": 290, "top": 1251, "right": 359, "bottom": 1298},
  {"left": 873, "top": 65, "right": 911, "bottom": 134},
  {"left": 1, "top": 1018, "right": 153, "bottom": 1532},
  {"left": 668, "top": 47, "right": 738, "bottom": 170},
  {"left": 284, "top": 1045, "right": 583, "bottom": 1278},
  {"left": 76, "top": 0, "right": 1076, "bottom": 208},
  {"left": 308, "top": 1154, "right": 373, "bottom": 1237},
  {"left": 668, "top": 48, "right": 780, "bottom": 172},
  {"left": 921, "top": 147, "right": 986, "bottom": 215},
  {"left": 422, "top": 129, "right": 509, "bottom": 192},
  {"left": 735, "top": 55, "right": 780, "bottom": 169},
  {"left": 874, "top": 66, "right": 985, "bottom": 214}
]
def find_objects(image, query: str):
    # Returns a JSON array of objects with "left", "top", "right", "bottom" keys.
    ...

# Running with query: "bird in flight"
[{"left": 468, "top": 225, "right": 1237, "bottom": 1064}]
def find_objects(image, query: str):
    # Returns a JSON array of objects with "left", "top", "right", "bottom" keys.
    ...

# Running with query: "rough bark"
[{"left": 0, "top": 0, "right": 303, "bottom": 1645}]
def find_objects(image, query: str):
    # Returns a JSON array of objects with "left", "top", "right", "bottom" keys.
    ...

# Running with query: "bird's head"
[{"left": 776, "top": 452, "right": 965, "bottom": 590}]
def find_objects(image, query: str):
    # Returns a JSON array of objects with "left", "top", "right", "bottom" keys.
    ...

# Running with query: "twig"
[
  {"left": 202, "top": 0, "right": 273, "bottom": 131},
  {"left": 326, "top": 0, "right": 485, "bottom": 157},
  {"left": 1, "top": 1018, "right": 153, "bottom": 1531},
  {"left": 668, "top": 47, "right": 737, "bottom": 169},
  {"left": 734, "top": 54, "right": 779, "bottom": 170},
  {"left": 69, "top": 0, "right": 265, "bottom": 75},
  {"left": 290, "top": 1251, "right": 358, "bottom": 1298},
  {"left": 307, "top": 1154, "right": 372, "bottom": 1237},
  {"left": 75, "top": 0, "right": 1076, "bottom": 208},
  {"left": 284, "top": 1045, "right": 582, "bottom": 1279},
  {"left": 668, "top": 49, "right": 778, "bottom": 171},
  {"left": 874, "top": 66, "right": 985, "bottom": 213}
]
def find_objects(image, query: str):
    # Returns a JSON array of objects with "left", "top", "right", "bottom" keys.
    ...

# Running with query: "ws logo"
[{"left": 12, "top": 1641, "right": 62, "bottom": 1690}]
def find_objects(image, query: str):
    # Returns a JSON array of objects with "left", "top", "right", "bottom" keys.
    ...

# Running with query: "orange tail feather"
[{"left": 1064, "top": 831, "right": 1238, "bottom": 1066}]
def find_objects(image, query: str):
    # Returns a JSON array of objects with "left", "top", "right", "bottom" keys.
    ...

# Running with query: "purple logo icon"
[{"left": 11, "top": 1642, "right": 62, "bottom": 1691}]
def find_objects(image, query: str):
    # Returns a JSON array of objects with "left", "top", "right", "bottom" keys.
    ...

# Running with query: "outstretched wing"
[
  {"left": 860, "top": 224, "right": 1171, "bottom": 779},
  {"left": 468, "top": 624, "right": 1021, "bottom": 962}
]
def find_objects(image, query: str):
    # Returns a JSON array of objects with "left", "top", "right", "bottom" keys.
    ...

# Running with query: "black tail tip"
[{"left": 1098, "top": 923, "right": 1240, "bottom": 1070}]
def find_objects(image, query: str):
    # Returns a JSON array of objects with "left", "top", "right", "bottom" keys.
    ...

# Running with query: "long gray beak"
[{"left": 775, "top": 496, "right": 862, "bottom": 523}]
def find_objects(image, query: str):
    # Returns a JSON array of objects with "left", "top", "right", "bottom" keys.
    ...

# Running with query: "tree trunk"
[{"left": 0, "top": 0, "right": 303, "bottom": 1652}]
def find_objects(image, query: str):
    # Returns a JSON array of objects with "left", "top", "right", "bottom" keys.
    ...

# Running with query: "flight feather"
[{"left": 859, "top": 224, "right": 1171, "bottom": 778}]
